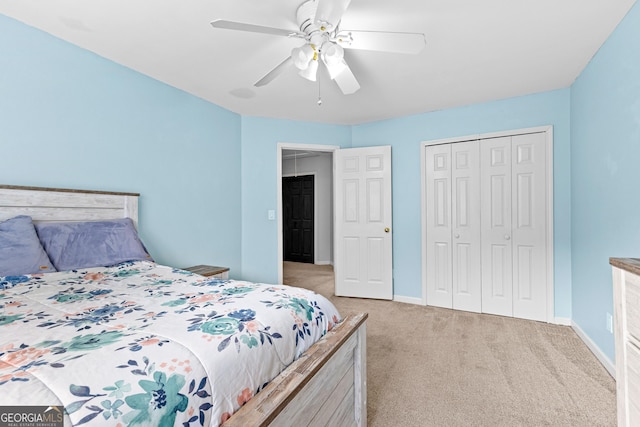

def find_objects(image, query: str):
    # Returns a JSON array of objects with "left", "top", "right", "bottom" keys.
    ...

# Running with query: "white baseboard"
[
  {"left": 571, "top": 320, "right": 616, "bottom": 379},
  {"left": 554, "top": 317, "right": 572, "bottom": 326},
  {"left": 315, "top": 261, "right": 333, "bottom": 266},
  {"left": 393, "top": 295, "right": 424, "bottom": 305}
]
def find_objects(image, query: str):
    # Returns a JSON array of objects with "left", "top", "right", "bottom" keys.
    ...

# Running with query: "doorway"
[
  {"left": 277, "top": 143, "right": 339, "bottom": 284},
  {"left": 282, "top": 175, "right": 314, "bottom": 263},
  {"left": 277, "top": 143, "right": 394, "bottom": 301}
]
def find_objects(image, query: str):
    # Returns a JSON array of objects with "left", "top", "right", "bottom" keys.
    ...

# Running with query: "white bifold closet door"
[
  {"left": 425, "top": 141, "right": 481, "bottom": 312},
  {"left": 481, "top": 133, "right": 547, "bottom": 321},
  {"left": 425, "top": 132, "right": 548, "bottom": 322}
]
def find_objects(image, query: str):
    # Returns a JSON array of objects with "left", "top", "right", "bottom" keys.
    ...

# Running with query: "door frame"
[
  {"left": 277, "top": 143, "right": 339, "bottom": 284},
  {"left": 420, "top": 125, "right": 555, "bottom": 323}
]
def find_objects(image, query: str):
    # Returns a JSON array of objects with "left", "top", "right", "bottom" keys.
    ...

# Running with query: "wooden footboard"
[{"left": 224, "top": 313, "right": 368, "bottom": 427}]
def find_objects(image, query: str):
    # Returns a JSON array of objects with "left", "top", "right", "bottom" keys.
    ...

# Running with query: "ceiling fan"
[{"left": 210, "top": 0, "right": 426, "bottom": 95}]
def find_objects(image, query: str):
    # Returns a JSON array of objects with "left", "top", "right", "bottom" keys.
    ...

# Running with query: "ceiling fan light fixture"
[
  {"left": 320, "top": 41, "right": 346, "bottom": 79},
  {"left": 292, "top": 44, "right": 315, "bottom": 70},
  {"left": 298, "top": 57, "right": 319, "bottom": 82},
  {"left": 321, "top": 42, "right": 344, "bottom": 65}
]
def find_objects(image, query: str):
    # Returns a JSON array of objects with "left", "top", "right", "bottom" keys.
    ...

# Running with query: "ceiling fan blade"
[
  {"left": 333, "top": 59, "right": 360, "bottom": 95},
  {"left": 254, "top": 56, "right": 293, "bottom": 87},
  {"left": 336, "top": 30, "right": 426, "bottom": 54},
  {"left": 211, "top": 19, "right": 303, "bottom": 38},
  {"left": 314, "top": 0, "right": 352, "bottom": 28}
]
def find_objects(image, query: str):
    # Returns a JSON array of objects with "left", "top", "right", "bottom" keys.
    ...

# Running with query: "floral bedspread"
[{"left": 0, "top": 261, "right": 341, "bottom": 426}]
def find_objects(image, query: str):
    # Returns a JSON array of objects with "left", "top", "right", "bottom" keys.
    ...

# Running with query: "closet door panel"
[
  {"left": 426, "top": 144, "right": 453, "bottom": 308},
  {"left": 481, "top": 137, "right": 513, "bottom": 317},
  {"left": 452, "top": 141, "right": 481, "bottom": 312},
  {"left": 512, "top": 133, "right": 547, "bottom": 321}
]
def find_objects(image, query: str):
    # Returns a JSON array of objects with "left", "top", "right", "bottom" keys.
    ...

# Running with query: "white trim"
[
  {"left": 544, "top": 126, "right": 555, "bottom": 324},
  {"left": 277, "top": 143, "right": 340, "bottom": 284},
  {"left": 554, "top": 317, "right": 572, "bottom": 326},
  {"left": 419, "top": 142, "right": 429, "bottom": 305},
  {"left": 393, "top": 295, "right": 424, "bottom": 305},
  {"left": 420, "top": 126, "right": 555, "bottom": 322},
  {"left": 315, "top": 260, "right": 333, "bottom": 266},
  {"left": 571, "top": 321, "right": 616, "bottom": 379},
  {"left": 422, "top": 126, "right": 554, "bottom": 147}
]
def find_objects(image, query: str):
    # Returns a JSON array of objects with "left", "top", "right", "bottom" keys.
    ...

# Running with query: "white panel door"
[
  {"left": 451, "top": 142, "right": 482, "bottom": 313},
  {"left": 481, "top": 137, "right": 514, "bottom": 317},
  {"left": 425, "top": 144, "right": 453, "bottom": 308},
  {"left": 511, "top": 133, "right": 547, "bottom": 321},
  {"left": 335, "top": 146, "right": 393, "bottom": 300}
]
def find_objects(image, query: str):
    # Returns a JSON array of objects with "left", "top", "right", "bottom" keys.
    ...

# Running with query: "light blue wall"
[
  {"left": 352, "top": 90, "right": 573, "bottom": 318},
  {"left": 4, "top": 2, "right": 639, "bottom": 365},
  {"left": 240, "top": 117, "right": 351, "bottom": 283},
  {"left": 0, "top": 15, "right": 243, "bottom": 273},
  {"left": 570, "top": 2, "right": 640, "bottom": 362}
]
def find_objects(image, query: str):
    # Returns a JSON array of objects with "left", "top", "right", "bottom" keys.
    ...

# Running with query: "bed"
[{"left": 0, "top": 185, "right": 367, "bottom": 427}]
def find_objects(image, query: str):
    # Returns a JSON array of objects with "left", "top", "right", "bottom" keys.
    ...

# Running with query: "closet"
[{"left": 424, "top": 130, "right": 550, "bottom": 322}]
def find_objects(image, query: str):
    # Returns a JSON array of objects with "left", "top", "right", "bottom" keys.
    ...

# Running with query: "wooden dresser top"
[{"left": 610, "top": 258, "right": 640, "bottom": 276}]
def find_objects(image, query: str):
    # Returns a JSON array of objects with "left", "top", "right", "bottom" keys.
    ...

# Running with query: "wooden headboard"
[{"left": 0, "top": 185, "right": 140, "bottom": 228}]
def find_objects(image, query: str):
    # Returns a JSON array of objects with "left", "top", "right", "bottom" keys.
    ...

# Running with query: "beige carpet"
[{"left": 283, "top": 261, "right": 616, "bottom": 427}]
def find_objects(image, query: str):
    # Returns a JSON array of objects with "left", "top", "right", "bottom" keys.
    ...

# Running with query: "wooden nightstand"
[{"left": 183, "top": 264, "right": 229, "bottom": 279}]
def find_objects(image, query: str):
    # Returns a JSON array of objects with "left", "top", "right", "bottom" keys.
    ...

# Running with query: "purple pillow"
[
  {"left": 35, "top": 218, "right": 153, "bottom": 271},
  {"left": 0, "top": 215, "right": 56, "bottom": 276}
]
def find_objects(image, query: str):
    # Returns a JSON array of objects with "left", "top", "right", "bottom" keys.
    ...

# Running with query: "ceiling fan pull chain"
[{"left": 318, "top": 75, "right": 322, "bottom": 106}]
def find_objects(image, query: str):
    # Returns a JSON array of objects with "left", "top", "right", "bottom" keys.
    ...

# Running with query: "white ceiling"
[{"left": 1, "top": 0, "right": 636, "bottom": 125}]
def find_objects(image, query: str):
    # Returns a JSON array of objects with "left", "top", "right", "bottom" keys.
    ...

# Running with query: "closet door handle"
[
  {"left": 504, "top": 235, "right": 511, "bottom": 240},
  {"left": 454, "top": 233, "right": 460, "bottom": 239}
]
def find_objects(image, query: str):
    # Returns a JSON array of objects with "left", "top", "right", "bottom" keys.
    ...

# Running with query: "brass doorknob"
[{"left": 384, "top": 227, "right": 390, "bottom": 233}]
